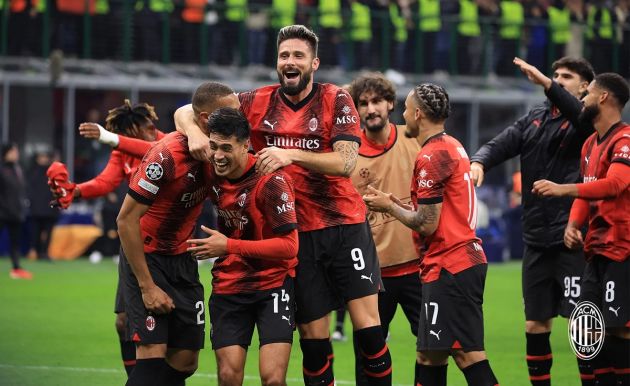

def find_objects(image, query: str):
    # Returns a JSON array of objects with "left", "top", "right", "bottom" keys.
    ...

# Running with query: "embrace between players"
[{"left": 46, "top": 24, "right": 630, "bottom": 386}]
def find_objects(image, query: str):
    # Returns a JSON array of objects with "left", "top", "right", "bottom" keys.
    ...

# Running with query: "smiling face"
[
  {"left": 208, "top": 133, "right": 249, "bottom": 179},
  {"left": 276, "top": 38, "right": 320, "bottom": 96},
  {"left": 357, "top": 90, "right": 393, "bottom": 133},
  {"left": 552, "top": 66, "right": 589, "bottom": 98},
  {"left": 403, "top": 91, "right": 420, "bottom": 138}
]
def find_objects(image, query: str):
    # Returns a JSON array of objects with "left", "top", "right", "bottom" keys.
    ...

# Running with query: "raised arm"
[{"left": 174, "top": 104, "right": 209, "bottom": 161}]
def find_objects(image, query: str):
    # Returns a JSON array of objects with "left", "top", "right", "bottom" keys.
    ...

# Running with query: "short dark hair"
[
  {"left": 192, "top": 82, "right": 235, "bottom": 114},
  {"left": 277, "top": 25, "right": 319, "bottom": 57},
  {"left": 552, "top": 57, "right": 595, "bottom": 83},
  {"left": 348, "top": 72, "right": 396, "bottom": 108},
  {"left": 412, "top": 83, "right": 451, "bottom": 123},
  {"left": 207, "top": 107, "right": 250, "bottom": 142},
  {"left": 1, "top": 142, "right": 17, "bottom": 159},
  {"left": 594, "top": 73, "right": 630, "bottom": 108}
]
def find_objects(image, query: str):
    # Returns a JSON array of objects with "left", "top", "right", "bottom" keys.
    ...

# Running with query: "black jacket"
[
  {"left": 0, "top": 161, "right": 27, "bottom": 222},
  {"left": 471, "top": 82, "right": 592, "bottom": 247}
]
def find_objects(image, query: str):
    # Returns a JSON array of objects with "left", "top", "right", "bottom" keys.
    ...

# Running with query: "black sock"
[
  {"left": 594, "top": 336, "right": 615, "bottom": 386},
  {"left": 125, "top": 358, "right": 166, "bottom": 386},
  {"left": 577, "top": 356, "right": 594, "bottom": 386},
  {"left": 462, "top": 359, "right": 499, "bottom": 386},
  {"left": 120, "top": 340, "right": 136, "bottom": 376},
  {"left": 415, "top": 363, "right": 447, "bottom": 386},
  {"left": 526, "top": 332, "right": 552, "bottom": 386},
  {"left": 356, "top": 326, "right": 392, "bottom": 386},
  {"left": 611, "top": 336, "right": 630, "bottom": 386},
  {"left": 300, "top": 338, "right": 334, "bottom": 386},
  {"left": 164, "top": 362, "right": 194, "bottom": 386}
]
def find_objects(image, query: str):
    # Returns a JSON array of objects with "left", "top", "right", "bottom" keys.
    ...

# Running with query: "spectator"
[
  {"left": 0, "top": 143, "right": 32, "bottom": 280},
  {"left": 547, "top": 0, "right": 569, "bottom": 64},
  {"left": 565, "top": 0, "right": 585, "bottom": 58},
  {"left": 26, "top": 150, "right": 59, "bottom": 261},
  {"left": 246, "top": 0, "right": 271, "bottom": 65},
  {"left": 525, "top": 0, "right": 548, "bottom": 72},
  {"left": 585, "top": 0, "right": 616, "bottom": 73},
  {"left": 615, "top": 0, "right": 630, "bottom": 78},
  {"left": 496, "top": 0, "right": 525, "bottom": 76}
]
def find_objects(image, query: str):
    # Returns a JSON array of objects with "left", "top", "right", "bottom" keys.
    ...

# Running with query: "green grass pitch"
[{"left": 0, "top": 259, "right": 582, "bottom": 385}]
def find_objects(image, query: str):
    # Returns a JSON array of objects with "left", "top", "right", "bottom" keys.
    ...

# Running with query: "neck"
[
  {"left": 365, "top": 121, "right": 392, "bottom": 145},
  {"left": 282, "top": 82, "right": 314, "bottom": 104},
  {"left": 593, "top": 109, "right": 621, "bottom": 138},
  {"left": 417, "top": 122, "right": 444, "bottom": 145}
]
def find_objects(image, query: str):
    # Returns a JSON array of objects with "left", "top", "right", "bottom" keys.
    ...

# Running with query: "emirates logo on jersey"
[
  {"left": 308, "top": 117, "right": 318, "bottom": 132},
  {"left": 237, "top": 192, "right": 248, "bottom": 207},
  {"left": 145, "top": 316, "right": 156, "bottom": 331}
]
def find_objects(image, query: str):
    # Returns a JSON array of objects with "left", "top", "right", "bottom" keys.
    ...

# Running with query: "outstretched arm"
[
  {"left": 532, "top": 163, "right": 630, "bottom": 199},
  {"left": 174, "top": 104, "right": 209, "bottom": 162}
]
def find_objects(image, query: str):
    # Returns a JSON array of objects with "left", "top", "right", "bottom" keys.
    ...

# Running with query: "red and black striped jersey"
[
  {"left": 411, "top": 132, "right": 486, "bottom": 283},
  {"left": 239, "top": 83, "right": 366, "bottom": 232},
  {"left": 209, "top": 154, "right": 298, "bottom": 294},
  {"left": 128, "top": 132, "right": 213, "bottom": 255},
  {"left": 580, "top": 122, "right": 630, "bottom": 262},
  {"left": 78, "top": 131, "right": 166, "bottom": 198}
]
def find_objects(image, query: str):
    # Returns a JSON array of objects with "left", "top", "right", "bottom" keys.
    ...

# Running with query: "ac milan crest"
[{"left": 145, "top": 315, "right": 156, "bottom": 331}]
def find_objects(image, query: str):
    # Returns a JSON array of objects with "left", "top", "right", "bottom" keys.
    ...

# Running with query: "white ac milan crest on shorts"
[
  {"left": 568, "top": 301, "right": 605, "bottom": 360},
  {"left": 145, "top": 163, "right": 164, "bottom": 181},
  {"left": 146, "top": 315, "right": 156, "bottom": 331}
]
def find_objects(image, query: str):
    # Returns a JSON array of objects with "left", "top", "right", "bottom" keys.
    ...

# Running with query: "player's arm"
[
  {"left": 75, "top": 152, "right": 126, "bottom": 199},
  {"left": 117, "top": 195, "right": 174, "bottom": 314},
  {"left": 564, "top": 198, "right": 588, "bottom": 250},
  {"left": 187, "top": 226, "right": 298, "bottom": 260},
  {"left": 470, "top": 114, "right": 525, "bottom": 186},
  {"left": 174, "top": 104, "right": 209, "bottom": 161},
  {"left": 79, "top": 122, "right": 154, "bottom": 158},
  {"left": 363, "top": 185, "right": 441, "bottom": 236},
  {"left": 256, "top": 139, "right": 359, "bottom": 177}
]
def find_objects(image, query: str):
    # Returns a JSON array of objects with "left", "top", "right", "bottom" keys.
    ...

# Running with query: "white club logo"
[
  {"left": 342, "top": 105, "right": 351, "bottom": 114},
  {"left": 145, "top": 163, "right": 163, "bottom": 181},
  {"left": 419, "top": 169, "right": 428, "bottom": 179},
  {"left": 621, "top": 145, "right": 630, "bottom": 153},
  {"left": 568, "top": 301, "right": 605, "bottom": 360},
  {"left": 237, "top": 192, "right": 247, "bottom": 207},
  {"left": 145, "top": 315, "right": 156, "bottom": 331},
  {"left": 281, "top": 192, "right": 289, "bottom": 202},
  {"left": 308, "top": 117, "right": 318, "bottom": 132}
]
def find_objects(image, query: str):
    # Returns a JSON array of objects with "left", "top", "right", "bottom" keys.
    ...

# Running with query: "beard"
[
  {"left": 278, "top": 69, "right": 312, "bottom": 96},
  {"left": 364, "top": 115, "right": 387, "bottom": 133},
  {"left": 578, "top": 104, "right": 600, "bottom": 128}
]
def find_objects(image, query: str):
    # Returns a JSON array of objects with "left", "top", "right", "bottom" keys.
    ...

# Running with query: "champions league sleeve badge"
[{"left": 145, "top": 162, "right": 164, "bottom": 181}]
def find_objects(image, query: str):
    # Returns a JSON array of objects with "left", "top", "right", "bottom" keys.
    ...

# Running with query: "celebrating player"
[{"left": 364, "top": 83, "right": 499, "bottom": 386}]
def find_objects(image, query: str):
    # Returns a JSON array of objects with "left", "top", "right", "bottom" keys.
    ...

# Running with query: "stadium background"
[{"left": 1, "top": 0, "right": 630, "bottom": 384}]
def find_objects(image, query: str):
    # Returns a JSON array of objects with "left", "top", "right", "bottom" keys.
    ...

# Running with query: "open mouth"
[
  {"left": 284, "top": 70, "right": 300, "bottom": 81},
  {"left": 214, "top": 159, "right": 229, "bottom": 172}
]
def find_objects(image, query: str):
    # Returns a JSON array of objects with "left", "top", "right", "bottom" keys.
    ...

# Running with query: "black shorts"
[
  {"left": 417, "top": 264, "right": 487, "bottom": 353},
  {"left": 209, "top": 276, "right": 295, "bottom": 350},
  {"left": 114, "top": 275, "right": 125, "bottom": 314},
  {"left": 120, "top": 249, "right": 205, "bottom": 350},
  {"left": 522, "top": 244, "right": 585, "bottom": 321},
  {"left": 580, "top": 255, "right": 630, "bottom": 328},
  {"left": 379, "top": 272, "right": 422, "bottom": 336},
  {"left": 295, "top": 221, "right": 381, "bottom": 324}
]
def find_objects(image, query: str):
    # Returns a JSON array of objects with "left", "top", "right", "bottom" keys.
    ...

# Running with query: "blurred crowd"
[{"left": 1, "top": 0, "right": 629, "bottom": 76}]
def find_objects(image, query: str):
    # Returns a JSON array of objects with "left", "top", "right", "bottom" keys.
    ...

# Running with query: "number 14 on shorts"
[{"left": 272, "top": 289, "right": 290, "bottom": 313}]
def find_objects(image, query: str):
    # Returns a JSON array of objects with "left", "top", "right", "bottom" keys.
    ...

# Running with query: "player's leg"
[
  {"left": 259, "top": 343, "right": 292, "bottom": 386},
  {"left": 416, "top": 350, "right": 449, "bottom": 386},
  {"left": 114, "top": 271, "right": 136, "bottom": 376},
  {"left": 215, "top": 346, "right": 247, "bottom": 386},
  {"left": 336, "top": 222, "right": 391, "bottom": 385},
  {"left": 522, "top": 245, "right": 557, "bottom": 386},
  {"left": 397, "top": 272, "right": 423, "bottom": 385},
  {"left": 295, "top": 229, "right": 341, "bottom": 386}
]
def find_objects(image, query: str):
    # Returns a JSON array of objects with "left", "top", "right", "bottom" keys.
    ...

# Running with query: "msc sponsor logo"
[
  {"left": 417, "top": 169, "right": 434, "bottom": 188},
  {"left": 583, "top": 176, "right": 597, "bottom": 183},
  {"left": 264, "top": 135, "right": 321, "bottom": 150},
  {"left": 276, "top": 201, "right": 295, "bottom": 214},
  {"left": 335, "top": 115, "right": 358, "bottom": 125},
  {"left": 614, "top": 145, "right": 630, "bottom": 158},
  {"left": 568, "top": 301, "right": 605, "bottom": 360}
]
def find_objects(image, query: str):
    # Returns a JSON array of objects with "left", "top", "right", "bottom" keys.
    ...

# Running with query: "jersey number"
[
  {"left": 463, "top": 172, "right": 478, "bottom": 230},
  {"left": 605, "top": 281, "right": 615, "bottom": 302},
  {"left": 351, "top": 248, "right": 365, "bottom": 271},
  {"left": 272, "top": 290, "right": 291, "bottom": 313},
  {"left": 195, "top": 301, "right": 205, "bottom": 325},
  {"left": 424, "top": 302, "right": 439, "bottom": 325},
  {"left": 564, "top": 276, "right": 581, "bottom": 298}
]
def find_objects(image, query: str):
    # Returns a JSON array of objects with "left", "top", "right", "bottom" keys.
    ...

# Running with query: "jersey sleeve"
[
  {"left": 414, "top": 149, "right": 457, "bottom": 205},
  {"left": 258, "top": 172, "right": 298, "bottom": 234},
  {"left": 128, "top": 144, "right": 177, "bottom": 205},
  {"left": 610, "top": 134, "right": 630, "bottom": 167},
  {"left": 77, "top": 151, "right": 126, "bottom": 198},
  {"left": 116, "top": 136, "right": 154, "bottom": 159},
  {"left": 238, "top": 91, "right": 255, "bottom": 118},
  {"left": 330, "top": 88, "right": 361, "bottom": 144}
]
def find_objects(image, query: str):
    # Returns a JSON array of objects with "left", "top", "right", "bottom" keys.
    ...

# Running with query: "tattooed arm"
[
  {"left": 255, "top": 140, "right": 359, "bottom": 177},
  {"left": 363, "top": 186, "right": 441, "bottom": 236}
]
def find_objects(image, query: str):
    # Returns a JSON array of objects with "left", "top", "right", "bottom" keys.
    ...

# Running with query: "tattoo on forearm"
[
  {"left": 333, "top": 141, "right": 359, "bottom": 175},
  {"left": 391, "top": 203, "right": 441, "bottom": 235}
]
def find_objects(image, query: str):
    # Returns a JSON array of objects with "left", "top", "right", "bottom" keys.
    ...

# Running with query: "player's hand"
[
  {"left": 141, "top": 284, "right": 175, "bottom": 314},
  {"left": 532, "top": 179, "right": 573, "bottom": 197},
  {"left": 255, "top": 147, "right": 293, "bottom": 175},
  {"left": 513, "top": 57, "right": 552, "bottom": 89},
  {"left": 390, "top": 194, "right": 414, "bottom": 211},
  {"left": 188, "top": 129, "right": 211, "bottom": 162},
  {"left": 78, "top": 122, "right": 100, "bottom": 139},
  {"left": 46, "top": 162, "right": 77, "bottom": 209},
  {"left": 363, "top": 185, "right": 394, "bottom": 213},
  {"left": 186, "top": 225, "right": 228, "bottom": 259},
  {"left": 564, "top": 224, "right": 584, "bottom": 250},
  {"left": 470, "top": 162, "right": 485, "bottom": 187}
]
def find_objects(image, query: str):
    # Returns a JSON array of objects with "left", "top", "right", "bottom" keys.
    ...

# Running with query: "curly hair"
[
  {"left": 348, "top": 72, "right": 396, "bottom": 109},
  {"left": 412, "top": 83, "right": 451, "bottom": 123},
  {"left": 104, "top": 99, "right": 158, "bottom": 138}
]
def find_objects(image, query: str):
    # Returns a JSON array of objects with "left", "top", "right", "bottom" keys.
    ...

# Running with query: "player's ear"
[{"left": 312, "top": 57, "right": 320, "bottom": 71}]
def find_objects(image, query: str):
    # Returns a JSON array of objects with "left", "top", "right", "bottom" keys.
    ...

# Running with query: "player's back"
[
  {"left": 128, "top": 132, "right": 213, "bottom": 255},
  {"left": 581, "top": 123, "right": 630, "bottom": 262},
  {"left": 412, "top": 133, "right": 486, "bottom": 283}
]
